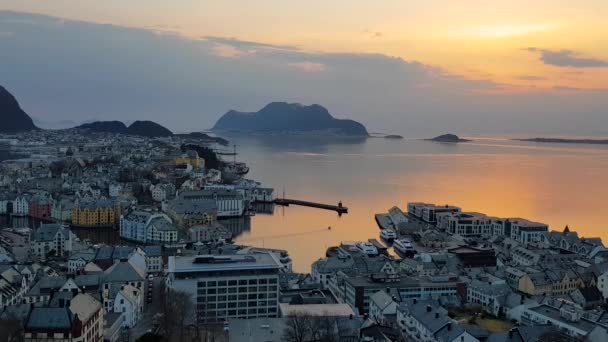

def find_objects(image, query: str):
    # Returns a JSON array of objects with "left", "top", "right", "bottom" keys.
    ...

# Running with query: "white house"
[
  {"left": 113, "top": 285, "right": 144, "bottom": 328},
  {"left": 31, "top": 224, "right": 75, "bottom": 259},
  {"left": 13, "top": 195, "right": 29, "bottom": 216},
  {"left": 369, "top": 290, "right": 398, "bottom": 327}
]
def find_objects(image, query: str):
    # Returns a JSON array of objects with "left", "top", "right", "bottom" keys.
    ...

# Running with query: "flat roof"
[
  {"left": 168, "top": 253, "right": 282, "bottom": 273},
  {"left": 279, "top": 303, "right": 355, "bottom": 317}
]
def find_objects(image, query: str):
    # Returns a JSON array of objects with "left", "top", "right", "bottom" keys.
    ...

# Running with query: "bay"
[{"left": 229, "top": 135, "right": 608, "bottom": 272}]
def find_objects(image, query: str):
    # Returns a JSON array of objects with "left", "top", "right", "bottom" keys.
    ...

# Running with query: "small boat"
[
  {"left": 380, "top": 228, "right": 397, "bottom": 242},
  {"left": 393, "top": 238, "right": 416, "bottom": 257},
  {"left": 355, "top": 242, "right": 379, "bottom": 256}
]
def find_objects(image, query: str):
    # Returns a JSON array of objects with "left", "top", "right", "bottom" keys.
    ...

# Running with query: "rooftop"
[{"left": 168, "top": 253, "right": 283, "bottom": 273}]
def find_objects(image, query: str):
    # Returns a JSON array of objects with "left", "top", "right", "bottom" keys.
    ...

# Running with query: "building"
[
  {"left": 509, "top": 218, "right": 549, "bottom": 245},
  {"left": 52, "top": 198, "right": 75, "bottom": 222},
  {"left": 68, "top": 249, "right": 97, "bottom": 273},
  {"left": 369, "top": 290, "right": 399, "bottom": 327},
  {"left": 175, "top": 150, "right": 204, "bottom": 169},
  {"left": 13, "top": 195, "right": 29, "bottom": 217},
  {"left": 112, "top": 285, "right": 143, "bottom": 328},
  {"left": 23, "top": 293, "right": 104, "bottom": 342},
  {"left": 517, "top": 268, "right": 584, "bottom": 297},
  {"left": 407, "top": 202, "right": 461, "bottom": 224},
  {"left": 29, "top": 195, "right": 53, "bottom": 219},
  {"left": 103, "top": 312, "right": 124, "bottom": 342},
  {"left": 396, "top": 299, "right": 468, "bottom": 342},
  {"left": 119, "top": 210, "right": 177, "bottom": 244},
  {"left": 339, "top": 275, "right": 460, "bottom": 314},
  {"left": 71, "top": 200, "right": 119, "bottom": 227},
  {"left": 163, "top": 199, "right": 217, "bottom": 228},
  {"left": 189, "top": 223, "right": 231, "bottom": 242},
  {"left": 436, "top": 212, "right": 493, "bottom": 237},
  {"left": 143, "top": 246, "right": 163, "bottom": 274},
  {"left": 166, "top": 253, "right": 283, "bottom": 323},
  {"left": 31, "top": 224, "right": 75, "bottom": 258},
  {"left": 179, "top": 189, "right": 245, "bottom": 218},
  {"left": 448, "top": 246, "right": 497, "bottom": 268},
  {"left": 521, "top": 303, "right": 599, "bottom": 339},
  {"left": 101, "top": 260, "right": 146, "bottom": 312}
]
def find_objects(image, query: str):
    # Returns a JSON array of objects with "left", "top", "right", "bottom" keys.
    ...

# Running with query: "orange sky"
[{"left": 1, "top": 0, "right": 607, "bottom": 90}]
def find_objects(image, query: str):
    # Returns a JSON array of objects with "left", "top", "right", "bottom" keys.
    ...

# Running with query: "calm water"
[{"left": 229, "top": 135, "right": 608, "bottom": 272}]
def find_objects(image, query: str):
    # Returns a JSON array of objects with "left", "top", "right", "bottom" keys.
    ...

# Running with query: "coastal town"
[{"left": 1, "top": 128, "right": 608, "bottom": 342}]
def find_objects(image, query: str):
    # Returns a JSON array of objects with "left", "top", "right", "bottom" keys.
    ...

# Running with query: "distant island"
[
  {"left": 75, "top": 120, "right": 173, "bottom": 137},
  {"left": 384, "top": 134, "right": 404, "bottom": 139},
  {"left": 425, "top": 134, "right": 472, "bottom": 143},
  {"left": 212, "top": 102, "right": 368, "bottom": 136},
  {"left": 0, "top": 85, "right": 38, "bottom": 133},
  {"left": 515, "top": 137, "right": 608, "bottom": 145}
]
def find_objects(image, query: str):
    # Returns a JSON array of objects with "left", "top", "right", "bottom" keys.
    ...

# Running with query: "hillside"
[{"left": 0, "top": 85, "right": 37, "bottom": 133}]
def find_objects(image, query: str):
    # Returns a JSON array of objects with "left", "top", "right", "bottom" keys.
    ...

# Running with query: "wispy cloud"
[
  {"left": 526, "top": 48, "right": 608, "bottom": 68},
  {"left": 287, "top": 61, "right": 326, "bottom": 72},
  {"left": 454, "top": 24, "right": 556, "bottom": 38},
  {"left": 517, "top": 75, "right": 547, "bottom": 81}
]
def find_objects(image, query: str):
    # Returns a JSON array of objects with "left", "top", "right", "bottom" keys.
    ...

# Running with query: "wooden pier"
[{"left": 274, "top": 198, "right": 348, "bottom": 215}]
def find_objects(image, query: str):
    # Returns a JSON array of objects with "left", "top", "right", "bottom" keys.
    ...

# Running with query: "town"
[{"left": 1, "top": 128, "right": 608, "bottom": 342}]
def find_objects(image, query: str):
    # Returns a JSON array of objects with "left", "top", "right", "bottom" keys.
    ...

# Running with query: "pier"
[{"left": 274, "top": 198, "right": 348, "bottom": 215}]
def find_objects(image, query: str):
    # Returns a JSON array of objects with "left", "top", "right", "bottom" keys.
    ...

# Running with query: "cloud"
[
  {"left": 526, "top": 47, "right": 608, "bottom": 68},
  {"left": 211, "top": 43, "right": 254, "bottom": 58},
  {"left": 362, "top": 29, "right": 383, "bottom": 39},
  {"left": 287, "top": 61, "right": 326, "bottom": 72},
  {"left": 517, "top": 75, "right": 547, "bottom": 81},
  {"left": 455, "top": 24, "right": 556, "bottom": 38},
  {"left": 0, "top": 11, "right": 607, "bottom": 136}
]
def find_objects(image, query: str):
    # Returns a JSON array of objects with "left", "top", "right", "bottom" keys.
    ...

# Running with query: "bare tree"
[
  {"left": 283, "top": 314, "right": 313, "bottom": 342},
  {"left": 158, "top": 284, "right": 193, "bottom": 342},
  {"left": 283, "top": 313, "right": 338, "bottom": 342}
]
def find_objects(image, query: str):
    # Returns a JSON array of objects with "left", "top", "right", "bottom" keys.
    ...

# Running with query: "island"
[
  {"left": 212, "top": 102, "right": 368, "bottom": 136},
  {"left": 384, "top": 134, "right": 404, "bottom": 139},
  {"left": 75, "top": 120, "right": 173, "bottom": 137},
  {"left": 0, "top": 85, "right": 38, "bottom": 133},
  {"left": 515, "top": 137, "right": 608, "bottom": 145},
  {"left": 425, "top": 134, "right": 472, "bottom": 143}
]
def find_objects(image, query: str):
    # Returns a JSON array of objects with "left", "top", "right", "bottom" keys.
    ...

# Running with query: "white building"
[
  {"left": 143, "top": 246, "right": 163, "bottom": 274},
  {"left": 407, "top": 202, "right": 461, "bottom": 224},
  {"left": 13, "top": 195, "right": 29, "bottom": 216},
  {"left": 31, "top": 224, "right": 75, "bottom": 259},
  {"left": 166, "top": 253, "right": 283, "bottom": 324},
  {"left": 179, "top": 189, "right": 245, "bottom": 217},
  {"left": 113, "top": 285, "right": 144, "bottom": 328},
  {"left": 369, "top": 290, "right": 398, "bottom": 327},
  {"left": 509, "top": 218, "right": 549, "bottom": 245},
  {"left": 436, "top": 212, "right": 494, "bottom": 237},
  {"left": 120, "top": 210, "right": 177, "bottom": 244}
]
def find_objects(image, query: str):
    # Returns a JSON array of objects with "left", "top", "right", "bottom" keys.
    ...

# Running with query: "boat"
[
  {"left": 355, "top": 242, "right": 379, "bottom": 256},
  {"left": 393, "top": 238, "right": 416, "bottom": 256},
  {"left": 375, "top": 213, "right": 394, "bottom": 230},
  {"left": 380, "top": 228, "right": 397, "bottom": 242}
]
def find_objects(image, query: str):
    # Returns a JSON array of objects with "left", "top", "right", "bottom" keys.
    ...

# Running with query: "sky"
[{"left": 0, "top": 1, "right": 607, "bottom": 136}]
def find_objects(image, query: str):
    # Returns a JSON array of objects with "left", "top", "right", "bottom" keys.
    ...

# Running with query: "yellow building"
[
  {"left": 175, "top": 150, "right": 204, "bottom": 169},
  {"left": 72, "top": 200, "right": 121, "bottom": 227},
  {"left": 518, "top": 270, "right": 584, "bottom": 296}
]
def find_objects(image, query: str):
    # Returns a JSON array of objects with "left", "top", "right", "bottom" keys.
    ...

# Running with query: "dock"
[{"left": 274, "top": 198, "right": 348, "bottom": 215}]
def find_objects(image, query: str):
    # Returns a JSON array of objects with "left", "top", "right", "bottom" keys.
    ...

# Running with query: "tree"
[
  {"left": 284, "top": 314, "right": 313, "bottom": 342},
  {"left": 158, "top": 284, "right": 193, "bottom": 342},
  {"left": 283, "top": 313, "right": 338, "bottom": 342}
]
